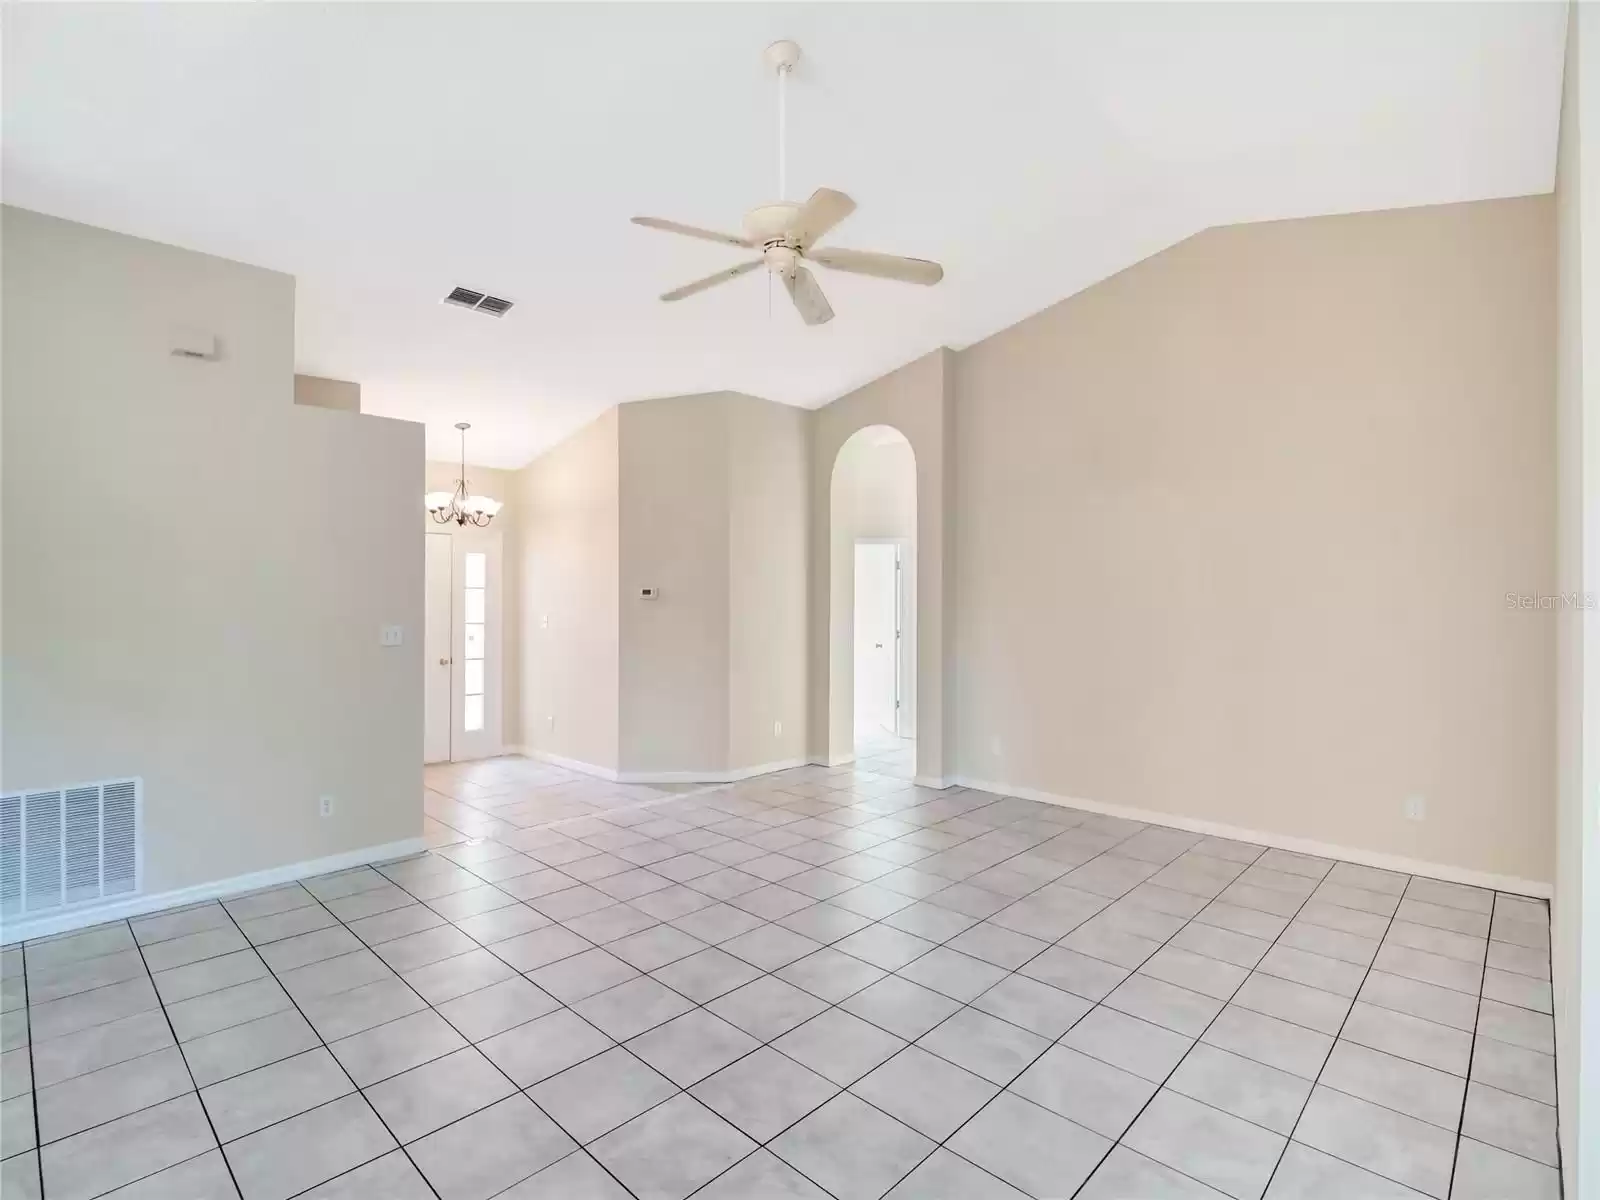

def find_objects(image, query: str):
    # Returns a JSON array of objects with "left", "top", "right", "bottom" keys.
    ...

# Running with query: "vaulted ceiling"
[{"left": 2, "top": 3, "right": 1567, "bottom": 467}]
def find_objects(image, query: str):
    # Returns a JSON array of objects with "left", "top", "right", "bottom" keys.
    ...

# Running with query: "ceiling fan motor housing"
[{"left": 743, "top": 201, "right": 803, "bottom": 247}]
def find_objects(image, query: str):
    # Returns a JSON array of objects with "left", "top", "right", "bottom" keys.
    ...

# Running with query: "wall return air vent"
[
  {"left": 0, "top": 778, "right": 141, "bottom": 920},
  {"left": 443, "top": 287, "right": 515, "bottom": 317}
]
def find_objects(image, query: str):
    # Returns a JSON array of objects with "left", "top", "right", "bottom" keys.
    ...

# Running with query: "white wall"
[
  {"left": 1, "top": 206, "right": 424, "bottom": 903},
  {"left": 1554, "top": 3, "right": 1600, "bottom": 1192}
]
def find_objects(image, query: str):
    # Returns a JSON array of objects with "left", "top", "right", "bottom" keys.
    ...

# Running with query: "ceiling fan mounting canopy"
[
  {"left": 763, "top": 39, "right": 801, "bottom": 73},
  {"left": 629, "top": 40, "right": 944, "bottom": 327}
]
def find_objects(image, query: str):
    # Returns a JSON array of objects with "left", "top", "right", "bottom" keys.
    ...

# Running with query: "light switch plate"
[{"left": 380, "top": 625, "right": 404, "bottom": 647}]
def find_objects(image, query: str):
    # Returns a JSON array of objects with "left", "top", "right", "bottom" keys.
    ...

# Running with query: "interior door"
[
  {"left": 855, "top": 541, "right": 901, "bottom": 737},
  {"left": 423, "top": 534, "right": 453, "bottom": 764},
  {"left": 450, "top": 530, "right": 502, "bottom": 762}
]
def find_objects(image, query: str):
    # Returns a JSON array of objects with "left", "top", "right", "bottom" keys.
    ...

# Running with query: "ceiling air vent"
[
  {"left": 443, "top": 287, "right": 514, "bottom": 317},
  {"left": 0, "top": 778, "right": 141, "bottom": 920}
]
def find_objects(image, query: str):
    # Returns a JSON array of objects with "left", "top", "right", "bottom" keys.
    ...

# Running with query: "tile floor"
[{"left": 0, "top": 755, "right": 1561, "bottom": 1200}]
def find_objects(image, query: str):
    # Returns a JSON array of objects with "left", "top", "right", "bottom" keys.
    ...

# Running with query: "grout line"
[
  {"left": 431, "top": 779, "right": 1133, "bottom": 1196},
  {"left": 1043, "top": 855, "right": 1337, "bottom": 1199},
  {"left": 252, "top": 870, "right": 647, "bottom": 1199},
  {"left": 17, "top": 942, "right": 44, "bottom": 1199},
  {"left": 119, "top": 922, "right": 250, "bottom": 1198},
  {"left": 1257, "top": 879, "right": 1399, "bottom": 1196},
  {"left": 15, "top": 767, "right": 907, "bottom": 1199},
  {"left": 208, "top": 893, "right": 449, "bottom": 1200},
  {"left": 358, "top": 776, "right": 1337, "bottom": 1194},
  {"left": 1445, "top": 903, "right": 1486, "bottom": 1200},
  {"left": 22, "top": 764, "right": 1554, "bottom": 1200}
]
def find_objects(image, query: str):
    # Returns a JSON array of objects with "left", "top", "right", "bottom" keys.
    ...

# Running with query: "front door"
[
  {"left": 423, "top": 530, "right": 502, "bottom": 762},
  {"left": 424, "top": 533, "right": 453, "bottom": 763}
]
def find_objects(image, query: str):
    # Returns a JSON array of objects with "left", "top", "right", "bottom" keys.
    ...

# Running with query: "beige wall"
[
  {"left": 809, "top": 350, "right": 956, "bottom": 780},
  {"left": 830, "top": 430, "right": 918, "bottom": 740},
  {"left": 425, "top": 458, "right": 520, "bottom": 741},
  {"left": 954, "top": 196, "right": 1555, "bottom": 885},
  {"left": 615, "top": 392, "right": 809, "bottom": 775},
  {"left": 1, "top": 206, "right": 423, "bottom": 899},
  {"left": 618, "top": 395, "right": 732, "bottom": 773},
  {"left": 726, "top": 396, "right": 809, "bottom": 772},
  {"left": 513, "top": 409, "right": 620, "bottom": 770},
  {"left": 294, "top": 373, "right": 360, "bottom": 413},
  {"left": 1554, "top": 2, "right": 1599, "bottom": 1190},
  {"left": 510, "top": 391, "right": 808, "bottom": 778}
]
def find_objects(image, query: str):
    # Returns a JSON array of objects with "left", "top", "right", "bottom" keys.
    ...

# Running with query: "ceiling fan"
[{"left": 631, "top": 40, "right": 944, "bottom": 327}]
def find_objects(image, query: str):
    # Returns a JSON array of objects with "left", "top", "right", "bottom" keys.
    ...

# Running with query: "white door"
[
  {"left": 424, "top": 534, "right": 453, "bottom": 764},
  {"left": 855, "top": 541, "right": 901, "bottom": 737},
  {"left": 422, "top": 530, "right": 503, "bottom": 763}
]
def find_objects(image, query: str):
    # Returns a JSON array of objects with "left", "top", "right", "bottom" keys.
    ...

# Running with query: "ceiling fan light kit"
[{"left": 631, "top": 40, "right": 944, "bottom": 326}]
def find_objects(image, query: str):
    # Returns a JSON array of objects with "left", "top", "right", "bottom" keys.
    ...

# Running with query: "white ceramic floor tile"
[{"left": 11, "top": 779, "right": 1572, "bottom": 1200}]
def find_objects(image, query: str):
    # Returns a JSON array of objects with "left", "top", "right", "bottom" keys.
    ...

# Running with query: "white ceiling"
[{"left": 2, "top": 3, "right": 1566, "bottom": 468}]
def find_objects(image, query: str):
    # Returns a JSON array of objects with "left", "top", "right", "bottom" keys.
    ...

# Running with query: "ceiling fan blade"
[
  {"left": 808, "top": 246, "right": 944, "bottom": 286},
  {"left": 792, "top": 188, "right": 856, "bottom": 249},
  {"left": 784, "top": 265, "right": 834, "bottom": 326},
  {"left": 661, "top": 260, "right": 763, "bottom": 302},
  {"left": 632, "top": 216, "right": 753, "bottom": 248}
]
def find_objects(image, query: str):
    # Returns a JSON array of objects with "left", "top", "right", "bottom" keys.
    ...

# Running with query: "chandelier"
[{"left": 426, "top": 422, "right": 503, "bottom": 527}]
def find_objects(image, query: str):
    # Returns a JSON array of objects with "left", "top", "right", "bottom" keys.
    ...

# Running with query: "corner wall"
[
  {"left": 1, "top": 206, "right": 424, "bottom": 905},
  {"left": 616, "top": 392, "right": 809, "bottom": 776},
  {"left": 510, "top": 392, "right": 808, "bottom": 780}
]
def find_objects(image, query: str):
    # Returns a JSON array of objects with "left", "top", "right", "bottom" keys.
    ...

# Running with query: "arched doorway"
[{"left": 829, "top": 425, "right": 917, "bottom": 777}]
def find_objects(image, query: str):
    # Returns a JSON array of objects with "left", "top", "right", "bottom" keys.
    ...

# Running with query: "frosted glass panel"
[
  {"left": 465, "top": 625, "right": 485, "bottom": 659},
  {"left": 464, "top": 659, "right": 484, "bottom": 696},
  {"left": 464, "top": 553, "right": 486, "bottom": 589},
  {"left": 464, "top": 589, "right": 486, "bottom": 624},
  {"left": 463, "top": 694, "right": 484, "bottom": 732}
]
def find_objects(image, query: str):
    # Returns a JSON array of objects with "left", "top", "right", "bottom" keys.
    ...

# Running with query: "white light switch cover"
[{"left": 380, "top": 625, "right": 404, "bottom": 647}]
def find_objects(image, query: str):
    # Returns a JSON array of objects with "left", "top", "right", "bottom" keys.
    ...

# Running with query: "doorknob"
[{"left": 439, "top": 657, "right": 451, "bottom": 666}]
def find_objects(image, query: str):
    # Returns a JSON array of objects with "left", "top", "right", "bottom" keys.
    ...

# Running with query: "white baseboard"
[
  {"left": 953, "top": 775, "right": 1552, "bottom": 900},
  {"left": 510, "top": 748, "right": 805, "bottom": 787},
  {"left": 914, "top": 776, "right": 950, "bottom": 790},
  {"left": 1, "top": 836, "right": 428, "bottom": 944},
  {"left": 617, "top": 758, "right": 807, "bottom": 785},
  {"left": 516, "top": 747, "right": 621, "bottom": 781}
]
